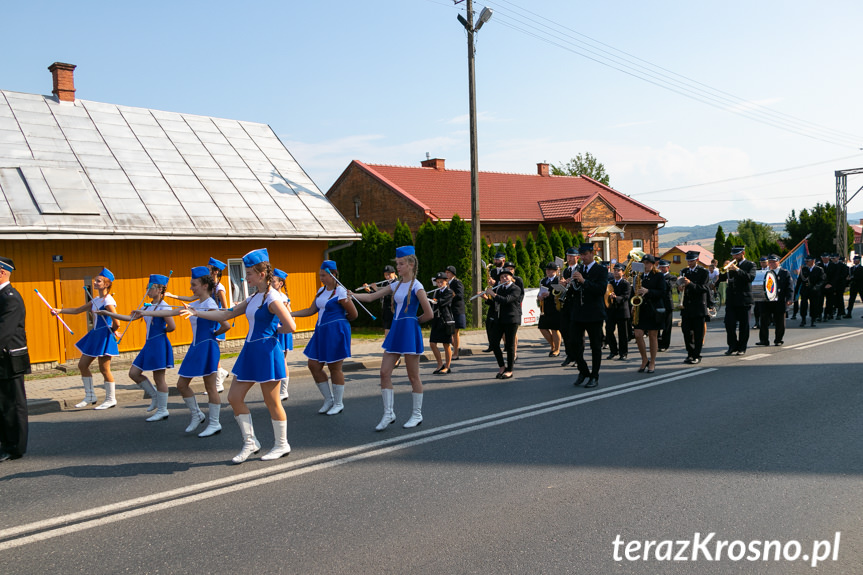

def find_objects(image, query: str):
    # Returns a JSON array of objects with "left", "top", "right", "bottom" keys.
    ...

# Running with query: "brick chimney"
[
  {"left": 537, "top": 162, "right": 550, "bottom": 177},
  {"left": 48, "top": 62, "right": 77, "bottom": 102},
  {"left": 421, "top": 158, "right": 445, "bottom": 170}
]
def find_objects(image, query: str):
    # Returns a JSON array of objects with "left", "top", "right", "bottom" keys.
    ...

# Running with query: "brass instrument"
[
  {"left": 626, "top": 249, "right": 646, "bottom": 324},
  {"left": 604, "top": 282, "right": 615, "bottom": 308},
  {"left": 676, "top": 275, "right": 687, "bottom": 310},
  {"left": 721, "top": 260, "right": 738, "bottom": 273}
]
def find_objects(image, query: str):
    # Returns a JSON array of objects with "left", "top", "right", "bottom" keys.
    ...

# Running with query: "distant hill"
[
  {"left": 659, "top": 220, "right": 785, "bottom": 250},
  {"left": 848, "top": 210, "right": 863, "bottom": 224}
]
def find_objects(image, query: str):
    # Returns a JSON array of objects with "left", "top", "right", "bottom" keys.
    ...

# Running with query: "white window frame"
[
  {"left": 632, "top": 239, "right": 644, "bottom": 250},
  {"left": 227, "top": 259, "right": 251, "bottom": 305}
]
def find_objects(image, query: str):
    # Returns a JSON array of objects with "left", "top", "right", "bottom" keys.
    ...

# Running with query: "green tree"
[
  {"left": 505, "top": 237, "right": 517, "bottom": 267},
  {"left": 557, "top": 227, "right": 574, "bottom": 254},
  {"left": 525, "top": 233, "right": 541, "bottom": 287},
  {"left": 446, "top": 214, "right": 475, "bottom": 325},
  {"left": 515, "top": 238, "right": 530, "bottom": 285},
  {"left": 432, "top": 220, "right": 451, "bottom": 280},
  {"left": 415, "top": 220, "right": 435, "bottom": 280},
  {"left": 549, "top": 228, "right": 565, "bottom": 260},
  {"left": 393, "top": 219, "right": 414, "bottom": 248},
  {"left": 736, "top": 219, "right": 778, "bottom": 250},
  {"left": 713, "top": 225, "right": 727, "bottom": 264},
  {"left": 551, "top": 152, "right": 611, "bottom": 186},
  {"left": 785, "top": 203, "right": 854, "bottom": 257},
  {"left": 536, "top": 223, "right": 553, "bottom": 266}
]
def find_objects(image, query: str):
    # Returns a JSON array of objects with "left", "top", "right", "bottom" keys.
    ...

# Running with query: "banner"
[{"left": 780, "top": 237, "right": 809, "bottom": 301}]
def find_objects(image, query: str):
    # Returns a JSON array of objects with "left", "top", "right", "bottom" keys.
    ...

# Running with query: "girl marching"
[
  {"left": 135, "top": 267, "right": 230, "bottom": 434},
  {"left": 293, "top": 260, "right": 357, "bottom": 415},
  {"left": 53, "top": 268, "right": 120, "bottom": 410},
  {"left": 96, "top": 274, "right": 175, "bottom": 420},
  {"left": 352, "top": 246, "right": 434, "bottom": 431},
  {"left": 182, "top": 249, "right": 296, "bottom": 464},
  {"left": 272, "top": 268, "right": 293, "bottom": 401}
]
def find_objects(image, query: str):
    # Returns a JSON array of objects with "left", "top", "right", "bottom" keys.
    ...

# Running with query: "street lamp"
[{"left": 456, "top": 0, "right": 493, "bottom": 327}]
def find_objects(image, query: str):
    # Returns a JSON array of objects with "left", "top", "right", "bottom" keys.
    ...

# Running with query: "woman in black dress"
[
  {"left": 537, "top": 262, "right": 562, "bottom": 357},
  {"left": 632, "top": 255, "right": 669, "bottom": 373},
  {"left": 429, "top": 272, "right": 455, "bottom": 375}
]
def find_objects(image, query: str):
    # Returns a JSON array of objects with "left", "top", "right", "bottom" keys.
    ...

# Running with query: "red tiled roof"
[
  {"left": 349, "top": 161, "right": 665, "bottom": 224},
  {"left": 661, "top": 244, "right": 714, "bottom": 266}
]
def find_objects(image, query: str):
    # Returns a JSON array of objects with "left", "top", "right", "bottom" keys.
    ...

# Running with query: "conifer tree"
[
  {"left": 536, "top": 224, "right": 553, "bottom": 266},
  {"left": 549, "top": 229, "right": 565, "bottom": 260}
]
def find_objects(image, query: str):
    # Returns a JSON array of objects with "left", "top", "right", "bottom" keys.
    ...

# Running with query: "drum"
[{"left": 752, "top": 269, "right": 778, "bottom": 302}]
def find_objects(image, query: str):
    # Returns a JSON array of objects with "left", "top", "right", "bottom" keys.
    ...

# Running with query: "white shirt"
[
  {"left": 390, "top": 280, "right": 424, "bottom": 318},
  {"left": 314, "top": 285, "right": 348, "bottom": 325}
]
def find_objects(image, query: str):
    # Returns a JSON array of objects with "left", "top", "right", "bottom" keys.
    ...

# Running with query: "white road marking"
[
  {"left": 740, "top": 354, "right": 770, "bottom": 361},
  {"left": 0, "top": 368, "right": 714, "bottom": 551},
  {"left": 793, "top": 330, "right": 863, "bottom": 350},
  {"left": 783, "top": 329, "right": 863, "bottom": 350}
]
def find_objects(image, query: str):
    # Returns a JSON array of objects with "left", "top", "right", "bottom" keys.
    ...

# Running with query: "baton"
[
  {"left": 34, "top": 289, "right": 74, "bottom": 334},
  {"left": 326, "top": 269, "right": 377, "bottom": 321}
]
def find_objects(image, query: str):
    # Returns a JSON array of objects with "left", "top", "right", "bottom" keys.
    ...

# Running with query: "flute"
[{"left": 468, "top": 283, "right": 504, "bottom": 301}]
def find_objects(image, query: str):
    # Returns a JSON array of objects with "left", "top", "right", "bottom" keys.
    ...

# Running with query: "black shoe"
[
  {"left": 584, "top": 377, "right": 599, "bottom": 389},
  {"left": 617, "top": 355, "right": 628, "bottom": 361},
  {"left": 844, "top": 314, "right": 853, "bottom": 319},
  {"left": 810, "top": 321, "right": 817, "bottom": 327},
  {"left": 755, "top": 341, "right": 769, "bottom": 346},
  {"left": 500, "top": 372, "right": 513, "bottom": 379},
  {"left": 0, "top": 451, "right": 10, "bottom": 463},
  {"left": 724, "top": 349, "right": 735, "bottom": 356},
  {"left": 684, "top": 357, "right": 694, "bottom": 364},
  {"left": 736, "top": 350, "right": 746, "bottom": 355},
  {"left": 774, "top": 341, "right": 783, "bottom": 346},
  {"left": 799, "top": 321, "right": 807, "bottom": 327},
  {"left": 574, "top": 374, "right": 587, "bottom": 386},
  {"left": 790, "top": 315, "right": 797, "bottom": 320},
  {"left": 561, "top": 357, "right": 573, "bottom": 367},
  {"left": 658, "top": 347, "right": 668, "bottom": 353},
  {"left": 482, "top": 347, "right": 492, "bottom": 353},
  {"left": 432, "top": 367, "right": 443, "bottom": 374},
  {"left": 691, "top": 357, "right": 701, "bottom": 364},
  {"left": 606, "top": 353, "right": 617, "bottom": 360}
]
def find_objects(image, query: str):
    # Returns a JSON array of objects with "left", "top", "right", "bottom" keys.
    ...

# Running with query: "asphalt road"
[{"left": 2, "top": 320, "right": 862, "bottom": 574}]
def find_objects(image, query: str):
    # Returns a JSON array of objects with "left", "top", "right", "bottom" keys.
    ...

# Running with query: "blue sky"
[{"left": 3, "top": 0, "right": 863, "bottom": 227}]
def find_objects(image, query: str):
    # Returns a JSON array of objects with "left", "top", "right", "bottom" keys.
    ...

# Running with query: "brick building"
[{"left": 326, "top": 158, "right": 666, "bottom": 262}]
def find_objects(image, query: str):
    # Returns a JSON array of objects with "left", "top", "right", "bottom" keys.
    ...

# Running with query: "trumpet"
[{"left": 721, "top": 260, "right": 738, "bottom": 272}]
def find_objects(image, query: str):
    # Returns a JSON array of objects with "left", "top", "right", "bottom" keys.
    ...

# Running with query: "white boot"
[
  {"left": 75, "top": 376, "right": 97, "bottom": 408},
  {"left": 278, "top": 377, "right": 289, "bottom": 401},
  {"left": 261, "top": 419, "right": 291, "bottom": 460},
  {"left": 326, "top": 384, "right": 345, "bottom": 415},
  {"left": 140, "top": 378, "right": 158, "bottom": 411},
  {"left": 183, "top": 396, "right": 206, "bottom": 432},
  {"left": 402, "top": 392, "right": 423, "bottom": 428},
  {"left": 216, "top": 367, "right": 228, "bottom": 393},
  {"left": 198, "top": 403, "right": 222, "bottom": 437},
  {"left": 231, "top": 413, "right": 261, "bottom": 464},
  {"left": 145, "top": 391, "right": 170, "bottom": 422},
  {"left": 317, "top": 381, "right": 334, "bottom": 414},
  {"left": 95, "top": 380, "right": 117, "bottom": 410},
  {"left": 375, "top": 388, "right": 396, "bottom": 431}
]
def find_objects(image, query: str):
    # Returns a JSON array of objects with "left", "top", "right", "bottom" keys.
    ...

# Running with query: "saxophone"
[{"left": 631, "top": 271, "right": 643, "bottom": 325}]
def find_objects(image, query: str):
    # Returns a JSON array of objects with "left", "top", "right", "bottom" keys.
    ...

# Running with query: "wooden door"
[{"left": 59, "top": 267, "right": 104, "bottom": 362}]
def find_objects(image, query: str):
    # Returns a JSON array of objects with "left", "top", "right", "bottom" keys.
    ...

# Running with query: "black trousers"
[
  {"left": 724, "top": 305, "right": 751, "bottom": 352},
  {"left": 823, "top": 287, "right": 835, "bottom": 318},
  {"left": 572, "top": 321, "right": 604, "bottom": 378},
  {"left": 0, "top": 376, "right": 28, "bottom": 457},
  {"left": 559, "top": 307, "right": 574, "bottom": 360},
  {"left": 605, "top": 318, "right": 628, "bottom": 357},
  {"left": 681, "top": 315, "right": 706, "bottom": 359},
  {"left": 848, "top": 285, "right": 863, "bottom": 312},
  {"left": 800, "top": 289, "right": 821, "bottom": 321},
  {"left": 759, "top": 301, "right": 787, "bottom": 344},
  {"left": 833, "top": 287, "right": 846, "bottom": 316},
  {"left": 489, "top": 322, "right": 518, "bottom": 370},
  {"left": 658, "top": 309, "right": 673, "bottom": 349}
]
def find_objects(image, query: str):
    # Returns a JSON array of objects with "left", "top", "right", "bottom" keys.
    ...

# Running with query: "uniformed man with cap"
[
  {"left": 723, "top": 246, "right": 757, "bottom": 355},
  {"left": 753, "top": 256, "right": 769, "bottom": 329},
  {"left": 756, "top": 254, "right": 793, "bottom": 346},
  {"left": 482, "top": 252, "right": 507, "bottom": 353},
  {"left": 657, "top": 259, "right": 675, "bottom": 352},
  {"left": 828, "top": 253, "right": 848, "bottom": 319},
  {"left": 561, "top": 243, "right": 607, "bottom": 388},
  {"left": 558, "top": 246, "right": 580, "bottom": 366},
  {"left": 817, "top": 252, "right": 832, "bottom": 321},
  {"left": 678, "top": 251, "right": 709, "bottom": 364},
  {"left": 605, "top": 262, "right": 631, "bottom": 361},
  {"left": 847, "top": 255, "right": 863, "bottom": 317},
  {"left": 799, "top": 254, "right": 825, "bottom": 327},
  {"left": 0, "top": 257, "right": 29, "bottom": 462}
]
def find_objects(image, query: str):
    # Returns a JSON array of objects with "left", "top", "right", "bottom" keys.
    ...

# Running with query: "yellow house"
[
  {"left": 0, "top": 63, "right": 358, "bottom": 369},
  {"left": 659, "top": 245, "right": 714, "bottom": 275}
]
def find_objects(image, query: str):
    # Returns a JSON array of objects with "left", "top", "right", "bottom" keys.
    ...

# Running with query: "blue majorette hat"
[
  {"left": 208, "top": 257, "right": 226, "bottom": 271},
  {"left": 242, "top": 248, "right": 269, "bottom": 268},
  {"left": 321, "top": 260, "right": 337, "bottom": 272},
  {"left": 99, "top": 267, "right": 115, "bottom": 282},
  {"left": 148, "top": 274, "right": 169, "bottom": 286},
  {"left": 273, "top": 268, "right": 288, "bottom": 280},
  {"left": 395, "top": 245, "right": 415, "bottom": 258},
  {"left": 191, "top": 266, "right": 210, "bottom": 279}
]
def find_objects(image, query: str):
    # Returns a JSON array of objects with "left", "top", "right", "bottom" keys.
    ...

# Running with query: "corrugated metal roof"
[{"left": 0, "top": 90, "right": 358, "bottom": 240}]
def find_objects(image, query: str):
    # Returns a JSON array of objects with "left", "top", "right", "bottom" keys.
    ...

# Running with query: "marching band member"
[
  {"left": 563, "top": 243, "right": 607, "bottom": 388},
  {"left": 444, "top": 266, "right": 465, "bottom": 360},
  {"left": 537, "top": 262, "right": 562, "bottom": 357},
  {"left": 272, "top": 268, "right": 293, "bottom": 401},
  {"left": 723, "top": 246, "right": 757, "bottom": 355},
  {"left": 366, "top": 265, "right": 398, "bottom": 336},
  {"left": 632, "top": 255, "right": 667, "bottom": 373},
  {"left": 482, "top": 252, "right": 506, "bottom": 353},
  {"left": 183, "top": 250, "right": 296, "bottom": 463},
  {"left": 95, "top": 274, "right": 175, "bottom": 419},
  {"left": 293, "top": 260, "right": 357, "bottom": 415},
  {"left": 428, "top": 272, "right": 454, "bottom": 375},
  {"left": 352, "top": 246, "right": 434, "bottom": 430},
  {"left": 605, "top": 262, "right": 630, "bottom": 361},
  {"left": 756, "top": 255, "right": 793, "bottom": 346},
  {"left": 135, "top": 267, "right": 230, "bottom": 432},
  {"left": 559, "top": 247, "right": 579, "bottom": 366},
  {"left": 502, "top": 261, "right": 524, "bottom": 360},
  {"left": 657, "top": 259, "right": 675, "bottom": 352},
  {"left": 53, "top": 268, "right": 120, "bottom": 410},
  {"left": 753, "top": 256, "right": 769, "bottom": 329},
  {"left": 847, "top": 255, "right": 863, "bottom": 317},
  {"left": 678, "top": 251, "right": 709, "bottom": 364},
  {"left": 798, "top": 254, "right": 825, "bottom": 327},
  {"left": 486, "top": 268, "right": 523, "bottom": 379}
]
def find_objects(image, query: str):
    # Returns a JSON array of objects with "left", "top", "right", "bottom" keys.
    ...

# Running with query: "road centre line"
[
  {"left": 0, "top": 368, "right": 714, "bottom": 551},
  {"left": 793, "top": 330, "right": 863, "bottom": 350},
  {"left": 740, "top": 354, "right": 770, "bottom": 361},
  {"left": 783, "top": 328, "right": 863, "bottom": 350}
]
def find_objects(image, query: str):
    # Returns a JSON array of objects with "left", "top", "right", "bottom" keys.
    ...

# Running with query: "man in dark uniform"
[
  {"left": 723, "top": 246, "right": 757, "bottom": 355},
  {"left": 657, "top": 259, "right": 675, "bottom": 352},
  {"left": 753, "top": 256, "right": 769, "bottom": 329},
  {"left": 678, "top": 251, "right": 710, "bottom": 364},
  {"left": 798, "top": 254, "right": 825, "bottom": 327},
  {"left": 444, "top": 266, "right": 465, "bottom": 359},
  {"left": 562, "top": 243, "right": 607, "bottom": 388},
  {"left": 482, "top": 252, "right": 507, "bottom": 353},
  {"left": 846, "top": 255, "right": 863, "bottom": 317},
  {"left": 829, "top": 254, "right": 848, "bottom": 319},
  {"left": 817, "top": 253, "right": 832, "bottom": 321},
  {"left": 605, "top": 262, "right": 631, "bottom": 361},
  {"left": 0, "top": 256, "right": 30, "bottom": 463},
  {"left": 559, "top": 247, "right": 579, "bottom": 366},
  {"left": 757, "top": 254, "right": 793, "bottom": 346}
]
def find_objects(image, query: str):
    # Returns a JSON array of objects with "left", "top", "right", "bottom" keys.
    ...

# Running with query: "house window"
[
  {"left": 673, "top": 255, "right": 681, "bottom": 264},
  {"left": 353, "top": 197, "right": 361, "bottom": 218},
  {"left": 632, "top": 239, "right": 643, "bottom": 249},
  {"left": 227, "top": 259, "right": 251, "bottom": 305}
]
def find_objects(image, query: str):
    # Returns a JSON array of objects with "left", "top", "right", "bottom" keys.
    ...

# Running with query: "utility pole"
[{"left": 834, "top": 167, "right": 863, "bottom": 256}]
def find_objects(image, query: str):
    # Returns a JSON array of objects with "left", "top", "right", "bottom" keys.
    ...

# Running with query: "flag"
[{"left": 780, "top": 237, "right": 809, "bottom": 301}]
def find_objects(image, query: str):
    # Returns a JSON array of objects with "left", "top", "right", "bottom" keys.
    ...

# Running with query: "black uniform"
[
  {"left": 724, "top": 258, "right": 757, "bottom": 353},
  {"left": 678, "top": 265, "right": 710, "bottom": 361},
  {"left": 759, "top": 266, "right": 793, "bottom": 345},
  {"left": 488, "top": 281, "right": 523, "bottom": 372},
  {"left": 0, "top": 281, "right": 30, "bottom": 460},
  {"left": 823, "top": 261, "right": 844, "bottom": 319},
  {"left": 484, "top": 267, "right": 504, "bottom": 350},
  {"left": 559, "top": 264, "right": 579, "bottom": 363},
  {"left": 538, "top": 275, "right": 562, "bottom": 331},
  {"left": 847, "top": 261, "right": 863, "bottom": 315},
  {"left": 429, "top": 286, "right": 454, "bottom": 344},
  {"left": 568, "top": 261, "right": 608, "bottom": 384},
  {"left": 633, "top": 271, "right": 668, "bottom": 332},
  {"left": 379, "top": 279, "right": 396, "bottom": 330},
  {"left": 605, "top": 276, "right": 631, "bottom": 359},
  {"left": 658, "top": 272, "right": 676, "bottom": 351},
  {"left": 799, "top": 264, "right": 825, "bottom": 326},
  {"left": 449, "top": 277, "right": 466, "bottom": 327}
]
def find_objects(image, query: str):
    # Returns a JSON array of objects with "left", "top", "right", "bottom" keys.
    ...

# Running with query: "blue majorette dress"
[
  {"left": 178, "top": 298, "right": 221, "bottom": 378},
  {"left": 232, "top": 289, "right": 287, "bottom": 383},
  {"left": 276, "top": 291, "right": 293, "bottom": 352},
  {"left": 75, "top": 295, "right": 120, "bottom": 358},
  {"left": 132, "top": 301, "right": 174, "bottom": 371},
  {"left": 382, "top": 280, "right": 424, "bottom": 355},
  {"left": 303, "top": 285, "right": 351, "bottom": 364},
  {"left": 214, "top": 283, "right": 227, "bottom": 342}
]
